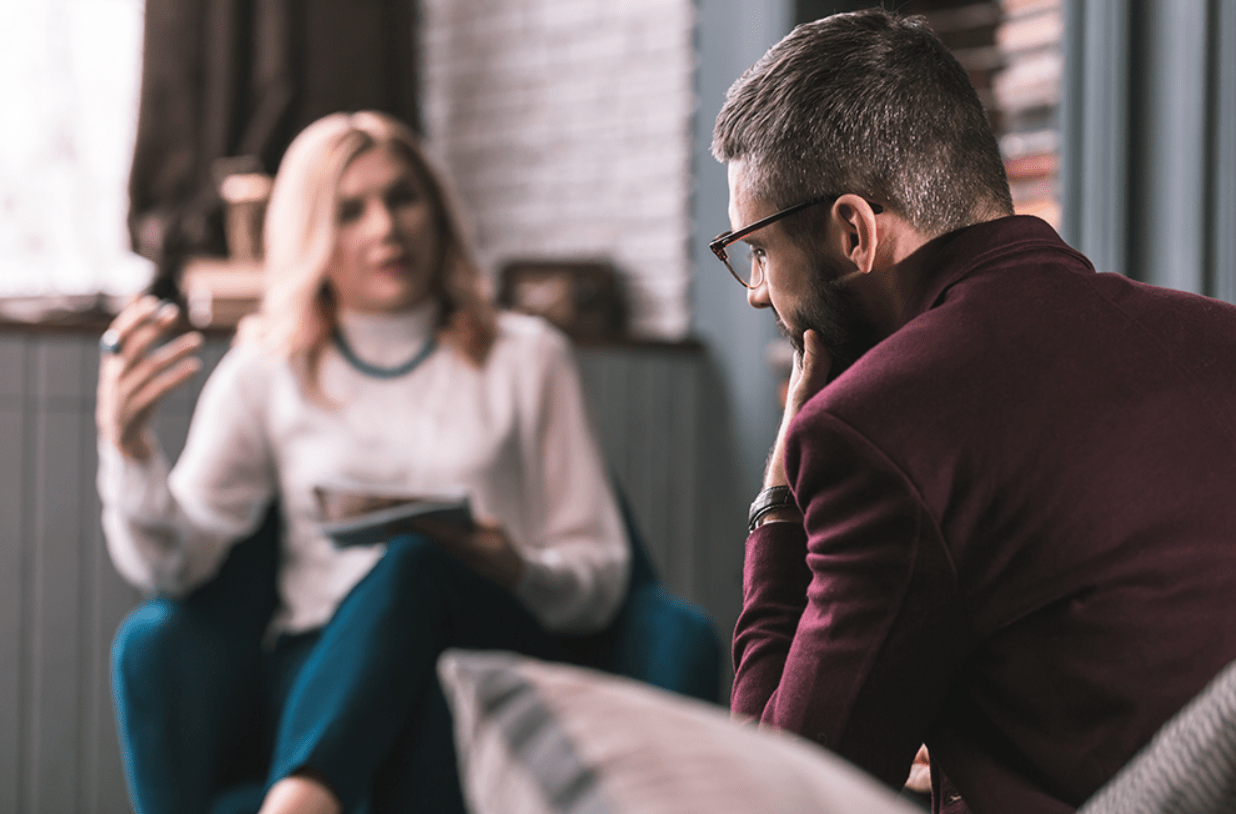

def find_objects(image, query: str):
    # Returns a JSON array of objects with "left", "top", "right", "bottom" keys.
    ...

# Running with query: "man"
[{"left": 713, "top": 9, "right": 1236, "bottom": 814}]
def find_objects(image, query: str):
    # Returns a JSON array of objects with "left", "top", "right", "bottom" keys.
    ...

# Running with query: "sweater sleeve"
[
  {"left": 510, "top": 325, "right": 631, "bottom": 634},
  {"left": 98, "top": 344, "right": 278, "bottom": 595},
  {"left": 731, "top": 409, "right": 969, "bottom": 791}
]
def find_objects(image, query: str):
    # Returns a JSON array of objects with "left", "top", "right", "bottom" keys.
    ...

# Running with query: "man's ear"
[{"left": 831, "top": 194, "right": 882, "bottom": 275}]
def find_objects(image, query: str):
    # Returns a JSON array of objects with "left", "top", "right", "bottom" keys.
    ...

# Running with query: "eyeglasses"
[{"left": 709, "top": 195, "right": 884, "bottom": 288}]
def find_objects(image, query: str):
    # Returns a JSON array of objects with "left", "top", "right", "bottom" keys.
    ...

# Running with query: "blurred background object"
[
  {"left": 498, "top": 260, "right": 626, "bottom": 342},
  {"left": 214, "top": 157, "right": 272, "bottom": 262},
  {"left": 179, "top": 160, "right": 272, "bottom": 328}
]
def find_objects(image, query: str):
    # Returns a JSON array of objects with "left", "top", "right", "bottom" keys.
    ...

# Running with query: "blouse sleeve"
[
  {"left": 510, "top": 324, "right": 631, "bottom": 634},
  {"left": 98, "top": 344, "right": 278, "bottom": 596}
]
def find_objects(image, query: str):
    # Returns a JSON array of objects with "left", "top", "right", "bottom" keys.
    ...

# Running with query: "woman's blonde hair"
[{"left": 242, "top": 111, "right": 496, "bottom": 394}]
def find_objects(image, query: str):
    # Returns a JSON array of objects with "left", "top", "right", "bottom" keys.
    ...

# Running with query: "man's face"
[{"left": 727, "top": 162, "right": 882, "bottom": 376}]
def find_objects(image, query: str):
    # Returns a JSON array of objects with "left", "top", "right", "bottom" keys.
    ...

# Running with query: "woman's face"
[{"left": 325, "top": 145, "right": 441, "bottom": 313}]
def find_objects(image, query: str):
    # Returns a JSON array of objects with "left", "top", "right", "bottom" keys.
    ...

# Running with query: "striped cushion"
[{"left": 437, "top": 649, "right": 919, "bottom": 814}]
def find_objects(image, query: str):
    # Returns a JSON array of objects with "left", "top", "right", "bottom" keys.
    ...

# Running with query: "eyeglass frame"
[{"left": 709, "top": 194, "right": 885, "bottom": 288}]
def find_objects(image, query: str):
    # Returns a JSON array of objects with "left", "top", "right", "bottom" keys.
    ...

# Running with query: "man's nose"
[{"left": 747, "top": 278, "right": 771, "bottom": 309}]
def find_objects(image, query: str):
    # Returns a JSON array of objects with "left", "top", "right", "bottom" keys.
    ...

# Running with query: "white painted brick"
[{"left": 422, "top": 0, "right": 693, "bottom": 340}]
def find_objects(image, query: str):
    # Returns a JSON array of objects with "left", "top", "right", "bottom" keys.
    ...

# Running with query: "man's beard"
[{"left": 775, "top": 260, "right": 883, "bottom": 380}]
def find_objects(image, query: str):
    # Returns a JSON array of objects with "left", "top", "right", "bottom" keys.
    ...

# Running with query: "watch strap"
[{"left": 748, "top": 485, "right": 798, "bottom": 532}]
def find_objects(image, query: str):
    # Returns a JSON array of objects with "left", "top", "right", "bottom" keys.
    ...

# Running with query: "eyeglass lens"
[{"left": 728, "top": 243, "right": 760, "bottom": 288}]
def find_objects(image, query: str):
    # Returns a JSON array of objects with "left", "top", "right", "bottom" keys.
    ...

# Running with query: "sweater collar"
[
  {"left": 336, "top": 301, "right": 439, "bottom": 369},
  {"left": 891, "top": 215, "right": 1094, "bottom": 331}
]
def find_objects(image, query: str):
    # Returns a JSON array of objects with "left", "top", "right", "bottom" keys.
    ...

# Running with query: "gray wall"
[{"left": 0, "top": 328, "right": 723, "bottom": 813}]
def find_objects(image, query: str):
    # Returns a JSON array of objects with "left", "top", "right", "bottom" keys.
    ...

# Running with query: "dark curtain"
[{"left": 127, "top": 0, "right": 419, "bottom": 298}]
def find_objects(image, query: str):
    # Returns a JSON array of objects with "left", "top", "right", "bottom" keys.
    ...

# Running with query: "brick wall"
[{"left": 419, "top": 0, "right": 696, "bottom": 340}]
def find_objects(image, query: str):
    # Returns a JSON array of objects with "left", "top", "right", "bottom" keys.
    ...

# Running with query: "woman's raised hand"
[{"left": 96, "top": 296, "right": 204, "bottom": 461}]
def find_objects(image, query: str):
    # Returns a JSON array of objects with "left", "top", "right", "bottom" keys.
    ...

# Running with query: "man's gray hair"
[{"left": 712, "top": 8, "right": 1013, "bottom": 238}]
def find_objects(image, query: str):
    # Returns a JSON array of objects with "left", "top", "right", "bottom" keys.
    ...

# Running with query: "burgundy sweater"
[{"left": 732, "top": 216, "right": 1236, "bottom": 814}]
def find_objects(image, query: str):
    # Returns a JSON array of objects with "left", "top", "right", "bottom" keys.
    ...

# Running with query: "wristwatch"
[{"left": 748, "top": 485, "right": 798, "bottom": 532}]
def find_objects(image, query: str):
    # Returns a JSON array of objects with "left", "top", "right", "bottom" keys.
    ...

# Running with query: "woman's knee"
[
  {"left": 112, "top": 597, "right": 265, "bottom": 743},
  {"left": 111, "top": 597, "right": 244, "bottom": 694},
  {"left": 112, "top": 599, "right": 189, "bottom": 682}
]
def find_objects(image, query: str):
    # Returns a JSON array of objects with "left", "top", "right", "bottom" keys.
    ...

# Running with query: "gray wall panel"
[
  {"left": 1130, "top": 0, "right": 1208, "bottom": 291},
  {"left": 1212, "top": 0, "right": 1236, "bottom": 304},
  {"left": 0, "top": 401, "right": 26, "bottom": 814},
  {"left": 33, "top": 336, "right": 89, "bottom": 403},
  {"left": 0, "top": 335, "right": 24, "bottom": 401},
  {"left": 28, "top": 409, "right": 85, "bottom": 813},
  {"left": 667, "top": 356, "right": 700, "bottom": 600}
]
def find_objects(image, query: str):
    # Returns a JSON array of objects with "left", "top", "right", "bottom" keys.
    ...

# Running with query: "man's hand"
[
  {"left": 408, "top": 518, "right": 525, "bottom": 590},
  {"left": 764, "top": 330, "right": 832, "bottom": 489}
]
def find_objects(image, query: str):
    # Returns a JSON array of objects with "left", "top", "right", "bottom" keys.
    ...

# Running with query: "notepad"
[{"left": 315, "top": 486, "right": 474, "bottom": 548}]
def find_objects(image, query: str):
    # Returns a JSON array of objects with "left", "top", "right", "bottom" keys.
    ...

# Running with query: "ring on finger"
[{"left": 99, "top": 329, "right": 123, "bottom": 355}]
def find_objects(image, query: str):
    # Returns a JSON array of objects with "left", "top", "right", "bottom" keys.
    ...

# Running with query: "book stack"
[
  {"left": 993, "top": 0, "right": 1063, "bottom": 226},
  {"left": 902, "top": 1, "right": 1005, "bottom": 127},
  {"left": 888, "top": 0, "right": 1064, "bottom": 227}
]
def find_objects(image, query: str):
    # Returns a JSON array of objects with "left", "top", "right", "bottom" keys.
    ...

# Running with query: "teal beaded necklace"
[{"left": 332, "top": 329, "right": 437, "bottom": 379}]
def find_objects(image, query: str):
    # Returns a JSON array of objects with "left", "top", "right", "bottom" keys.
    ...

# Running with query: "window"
[{"left": 0, "top": 0, "right": 151, "bottom": 300}]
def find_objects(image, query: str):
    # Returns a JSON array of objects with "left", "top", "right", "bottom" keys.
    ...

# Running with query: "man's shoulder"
[{"left": 792, "top": 266, "right": 1097, "bottom": 462}]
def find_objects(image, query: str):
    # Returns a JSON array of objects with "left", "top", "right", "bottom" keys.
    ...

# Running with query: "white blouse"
[{"left": 98, "top": 305, "right": 630, "bottom": 635}]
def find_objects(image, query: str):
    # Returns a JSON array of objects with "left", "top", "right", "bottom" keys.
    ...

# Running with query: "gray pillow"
[
  {"left": 437, "top": 649, "right": 920, "bottom": 814},
  {"left": 1080, "top": 659, "right": 1236, "bottom": 814}
]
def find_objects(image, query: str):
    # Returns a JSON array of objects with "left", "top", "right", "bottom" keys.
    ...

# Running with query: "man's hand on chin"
[{"left": 764, "top": 329, "right": 832, "bottom": 490}]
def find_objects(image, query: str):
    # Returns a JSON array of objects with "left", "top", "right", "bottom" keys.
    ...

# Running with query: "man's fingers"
[
  {"left": 801, "top": 329, "right": 832, "bottom": 386},
  {"left": 786, "top": 330, "right": 833, "bottom": 413}
]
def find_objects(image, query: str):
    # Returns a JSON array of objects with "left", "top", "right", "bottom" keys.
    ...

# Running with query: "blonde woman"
[{"left": 97, "top": 112, "right": 630, "bottom": 814}]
